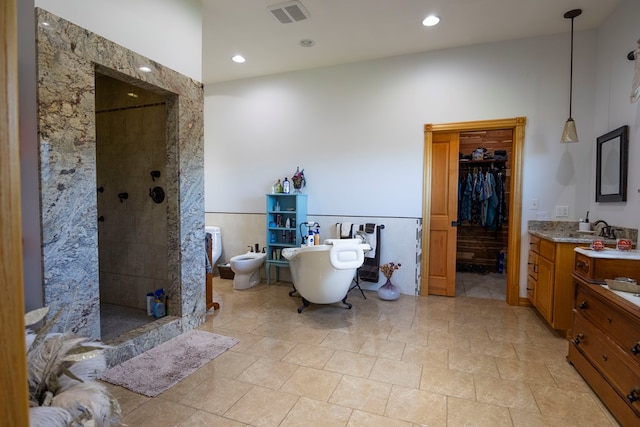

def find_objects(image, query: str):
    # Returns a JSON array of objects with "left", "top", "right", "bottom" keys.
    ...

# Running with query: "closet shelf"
[{"left": 459, "top": 159, "right": 506, "bottom": 164}]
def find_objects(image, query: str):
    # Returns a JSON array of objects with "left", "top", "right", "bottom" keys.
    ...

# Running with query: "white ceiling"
[{"left": 202, "top": 0, "right": 620, "bottom": 85}]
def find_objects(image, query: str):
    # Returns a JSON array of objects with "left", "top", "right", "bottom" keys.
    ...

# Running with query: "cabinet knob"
[
  {"left": 627, "top": 387, "right": 640, "bottom": 403},
  {"left": 602, "top": 354, "right": 608, "bottom": 362},
  {"left": 576, "top": 260, "right": 589, "bottom": 270},
  {"left": 572, "top": 333, "right": 585, "bottom": 345},
  {"left": 578, "top": 301, "right": 587, "bottom": 309},
  {"left": 631, "top": 342, "right": 640, "bottom": 355}
]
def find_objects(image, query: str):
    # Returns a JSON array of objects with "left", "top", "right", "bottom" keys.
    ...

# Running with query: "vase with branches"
[
  {"left": 291, "top": 167, "right": 306, "bottom": 193},
  {"left": 378, "top": 262, "right": 401, "bottom": 300}
]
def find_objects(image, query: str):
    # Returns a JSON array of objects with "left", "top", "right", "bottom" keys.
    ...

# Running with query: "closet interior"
[{"left": 456, "top": 129, "right": 512, "bottom": 277}]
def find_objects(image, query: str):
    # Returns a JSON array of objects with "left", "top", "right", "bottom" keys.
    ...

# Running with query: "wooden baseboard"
[{"left": 518, "top": 297, "right": 533, "bottom": 307}]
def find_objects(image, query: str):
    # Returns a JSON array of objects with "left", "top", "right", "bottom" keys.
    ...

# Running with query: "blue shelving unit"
[{"left": 265, "top": 194, "right": 307, "bottom": 284}]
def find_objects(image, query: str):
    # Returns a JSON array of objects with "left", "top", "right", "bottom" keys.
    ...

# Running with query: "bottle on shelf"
[
  {"left": 283, "top": 177, "right": 290, "bottom": 194},
  {"left": 307, "top": 228, "right": 314, "bottom": 247},
  {"left": 313, "top": 228, "right": 320, "bottom": 246}
]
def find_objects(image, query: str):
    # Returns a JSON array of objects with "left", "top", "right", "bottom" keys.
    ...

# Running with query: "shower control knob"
[{"left": 149, "top": 186, "right": 165, "bottom": 204}]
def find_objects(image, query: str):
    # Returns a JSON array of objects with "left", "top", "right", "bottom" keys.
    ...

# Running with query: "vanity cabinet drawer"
[
  {"left": 574, "top": 252, "right": 640, "bottom": 282},
  {"left": 571, "top": 313, "right": 640, "bottom": 414},
  {"left": 575, "top": 284, "right": 640, "bottom": 362},
  {"left": 539, "top": 238, "right": 556, "bottom": 262},
  {"left": 527, "top": 251, "right": 538, "bottom": 280},
  {"left": 574, "top": 253, "right": 592, "bottom": 278},
  {"left": 526, "top": 275, "right": 536, "bottom": 301},
  {"left": 529, "top": 235, "right": 540, "bottom": 254}
]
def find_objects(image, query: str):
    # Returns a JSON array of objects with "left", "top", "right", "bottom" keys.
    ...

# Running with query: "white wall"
[
  {"left": 205, "top": 32, "right": 596, "bottom": 219},
  {"left": 34, "top": 0, "right": 202, "bottom": 82},
  {"left": 205, "top": 28, "right": 605, "bottom": 297},
  {"left": 591, "top": 0, "right": 640, "bottom": 226}
]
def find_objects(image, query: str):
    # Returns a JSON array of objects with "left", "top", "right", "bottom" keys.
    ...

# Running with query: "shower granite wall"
[{"left": 36, "top": 8, "right": 205, "bottom": 364}]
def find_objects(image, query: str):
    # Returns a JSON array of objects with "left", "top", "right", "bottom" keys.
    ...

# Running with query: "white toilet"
[
  {"left": 205, "top": 226, "right": 222, "bottom": 267},
  {"left": 229, "top": 251, "right": 266, "bottom": 290}
]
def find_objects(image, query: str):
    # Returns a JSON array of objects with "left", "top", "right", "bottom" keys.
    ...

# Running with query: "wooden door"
[
  {"left": 422, "top": 118, "right": 525, "bottom": 306},
  {"left": 427, "top": 132, "right": 459, "bottom": 296}
]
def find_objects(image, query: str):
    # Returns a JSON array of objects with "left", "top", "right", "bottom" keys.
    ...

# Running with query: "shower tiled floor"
[
  {"left": 101, "top": 303, "right": 154, "bottom": 342},
  {"left": 102, "top": 277, "right": 619, "bottom": 426}
]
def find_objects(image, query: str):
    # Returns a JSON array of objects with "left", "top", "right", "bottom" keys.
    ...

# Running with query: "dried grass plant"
[{"left": 25, "top": 307, "right": 121, "bottom": 426}]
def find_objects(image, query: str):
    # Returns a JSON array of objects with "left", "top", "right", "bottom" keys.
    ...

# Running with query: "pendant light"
[{"left": 561, "top": 9, "right": 582, "bottom": 143}]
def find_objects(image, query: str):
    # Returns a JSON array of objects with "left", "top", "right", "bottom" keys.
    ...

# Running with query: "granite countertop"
[
  {"left": 575, "top": 246, "right": 640, "bottom": 260},
  {"left": 528, "top": 220, "right": 637, "bottom": 245}
]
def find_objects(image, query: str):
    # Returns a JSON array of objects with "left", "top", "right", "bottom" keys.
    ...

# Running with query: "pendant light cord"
[{"left": 569, "top": 16, "right": 574, "bottom": 118}]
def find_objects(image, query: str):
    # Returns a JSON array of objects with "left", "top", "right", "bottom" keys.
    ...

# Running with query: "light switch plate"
[{"left": 555, "top": 205, "right": 569, "bottom": 217}]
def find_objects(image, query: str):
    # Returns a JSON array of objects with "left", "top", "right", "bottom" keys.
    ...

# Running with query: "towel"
[
  {"left": 338, "top": 222, "right": 353, "bottom": 238},
  {"left": 358, "top": 224, "right": 381, "bottom": 282},
  {"left": 632, "top": 39, "right": 640, "bottom": 104},
  {"left": 362, "top": 223, "right": 377, "bottom": 258},
  {"left": 205, "top": 233, "right": 213, "bottom": 274}
]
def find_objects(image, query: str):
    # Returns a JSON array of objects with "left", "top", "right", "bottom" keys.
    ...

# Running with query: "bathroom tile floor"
[
  {"left": 456, "top": 272, "right": 507, "bottom": 300},
  {"left": 104, "top": 278, "right": 620, "bottom": 426}
]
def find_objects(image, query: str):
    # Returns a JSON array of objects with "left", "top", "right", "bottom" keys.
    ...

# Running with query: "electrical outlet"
[
  {"left": 555, "top": 205, "right": 569, "bottom": 217},
  {"left": 531, "top": 199, "right": 538, "bottom": 210}
]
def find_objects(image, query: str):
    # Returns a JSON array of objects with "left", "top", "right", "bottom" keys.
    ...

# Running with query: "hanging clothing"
[{"left": 458, "top": 165, "right": 507, "bottom": 228}]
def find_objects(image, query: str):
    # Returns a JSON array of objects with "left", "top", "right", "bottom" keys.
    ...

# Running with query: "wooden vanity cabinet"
[
  {"left": 527, "top": 234, "right": 579, "bottom": 330},
  {"left": 568, "top": 255, "right": 640, "bottom": 426}
]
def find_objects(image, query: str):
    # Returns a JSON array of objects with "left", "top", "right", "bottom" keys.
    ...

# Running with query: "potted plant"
[{"left": 25, "top": 307, "right": 122, "bottom": 426}]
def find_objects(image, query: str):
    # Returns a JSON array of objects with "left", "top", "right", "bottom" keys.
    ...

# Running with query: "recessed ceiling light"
[
  {"left": 231, "top": 55, "right": 246, "bottom": 63},
  {"left": 299, "top": 39, "right": 315, "bottom": 47},
  {"left": 422, "top": 15, "right": 440, "bottom": 27},
  {"left": 127, "top": 92, "right": 139, "bottom": 98},
  {"left": 138, "top": 66, "right": 152, "bottom": 73}
]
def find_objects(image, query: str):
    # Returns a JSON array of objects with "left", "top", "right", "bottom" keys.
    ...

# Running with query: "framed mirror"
[{"left": 596, "top": 125, "right": 629, "bottom": 202}]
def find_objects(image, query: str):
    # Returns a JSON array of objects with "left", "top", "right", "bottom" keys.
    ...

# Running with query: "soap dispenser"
[{"left": 313, "top": 227, "right": 320, "bottom": 246}]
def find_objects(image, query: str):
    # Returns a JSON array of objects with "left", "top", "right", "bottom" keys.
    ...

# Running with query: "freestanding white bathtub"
[{"left": 282, "top": 239, "right": 370, "bottom": 313}]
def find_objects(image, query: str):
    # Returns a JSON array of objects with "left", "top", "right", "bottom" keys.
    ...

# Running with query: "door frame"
[
  {"left": 1, "top": 0, "right": 30, "bottom": 423},
  {"left": 421, "top": 117, "right": 526, "bottom": 306}
]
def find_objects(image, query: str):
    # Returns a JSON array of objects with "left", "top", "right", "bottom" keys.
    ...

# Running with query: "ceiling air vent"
[{"left": 267, "top": 1, "right": 310, "bottom": 24}]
